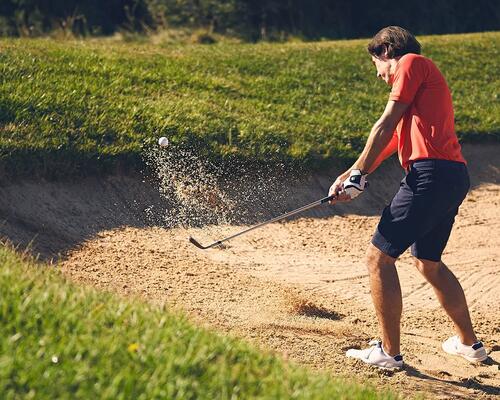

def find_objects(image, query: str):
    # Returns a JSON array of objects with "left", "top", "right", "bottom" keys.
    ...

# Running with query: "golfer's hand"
[
  {"left": 329, "top": 169, "right": 368, "bottom": 204},
  {"left": 328, "top": 171, "right": 351, "bottom": 204}
]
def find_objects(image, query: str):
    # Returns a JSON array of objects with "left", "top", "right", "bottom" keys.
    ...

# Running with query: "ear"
[{"left": 382, "top": 45, "right": 389, "bottom": 59}]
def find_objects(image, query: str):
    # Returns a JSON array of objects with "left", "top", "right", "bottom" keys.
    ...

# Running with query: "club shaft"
[{"left": 203, "top": 194, "right": 334, "bottom": 248}]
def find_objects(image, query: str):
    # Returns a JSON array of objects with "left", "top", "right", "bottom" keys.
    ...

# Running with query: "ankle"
[
  {"left": 458, "top": 334, "right": 478, "bottom": 346},
  {"left": 382, "top": 343, "right": 400, "bottom": 357}
]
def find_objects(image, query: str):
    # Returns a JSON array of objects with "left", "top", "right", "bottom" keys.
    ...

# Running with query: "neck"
[{"left": 389, "top": 57, "right": 400, "bottom": 74}]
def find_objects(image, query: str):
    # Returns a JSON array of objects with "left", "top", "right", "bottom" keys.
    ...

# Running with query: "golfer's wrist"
[{"left": 346, "top": 168, "right": 368, "bottom": 177}]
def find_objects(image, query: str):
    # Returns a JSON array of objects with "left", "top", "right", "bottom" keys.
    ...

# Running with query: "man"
[{"left": 330, "top": 26, "right": 487, "bottom": 369}]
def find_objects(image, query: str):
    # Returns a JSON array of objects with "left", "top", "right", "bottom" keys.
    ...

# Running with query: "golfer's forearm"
[
  {"left": 349, "top": 100, "right": 408, "bottom": 174},
  {"left": 366, "top": 132, "right": 398, "bottom": 173},
  {"left": 351, "top": 120, "right": 395, "bottom": 174}
]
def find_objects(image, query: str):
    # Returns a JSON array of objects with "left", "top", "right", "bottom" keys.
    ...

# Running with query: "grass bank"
[
  {"left": 0, "top": 32, "right": 498, "bottom": 177},
  {"left": 0, "top": 245, "right": 394, "bottom": 399}
]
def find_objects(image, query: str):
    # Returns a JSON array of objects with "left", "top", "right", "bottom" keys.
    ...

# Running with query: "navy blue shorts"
[{"left": 371, "top": 159, "right": 470, "bottom": 262}]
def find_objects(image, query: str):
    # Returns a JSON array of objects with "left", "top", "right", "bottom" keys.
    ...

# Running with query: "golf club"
[{"left": 189, "top": 194, "right": 336, "bottom": 249}]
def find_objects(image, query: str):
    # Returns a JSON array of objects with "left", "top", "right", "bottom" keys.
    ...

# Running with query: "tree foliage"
[{"left": 0, "top": 0, "right": 498, "bottom": 40}]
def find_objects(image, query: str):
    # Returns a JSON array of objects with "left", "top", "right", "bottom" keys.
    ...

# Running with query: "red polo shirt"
[{"left": 389, "top": 53, "right": 466, "bottom": 169}]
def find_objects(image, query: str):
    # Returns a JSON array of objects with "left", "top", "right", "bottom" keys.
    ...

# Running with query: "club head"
[
  {"left": 189, "top": 236, "right": 203, "bottom": 250},
  {"left": 189, "top": 236, "right": 223, "bottom": 250},
  {"left": 189, "top": 236, "right": 207, "bottom": 249}
]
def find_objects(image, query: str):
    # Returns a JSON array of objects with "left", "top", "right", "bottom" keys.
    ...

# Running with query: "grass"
[
  {"left": 0, "top": 31, "right": 499, "bottom": 177},
  {"left": 0, "top": 244, "right": 396, "bottom": 399}
]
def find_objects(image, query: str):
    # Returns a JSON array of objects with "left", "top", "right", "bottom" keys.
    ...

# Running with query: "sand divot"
[{"left": 283, "top": 288, "right": 343, "bottom": 320}]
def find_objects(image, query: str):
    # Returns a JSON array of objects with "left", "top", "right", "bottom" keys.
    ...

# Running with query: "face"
[{"left": 371, "top": 54, "right": 394, "bottom": 85}]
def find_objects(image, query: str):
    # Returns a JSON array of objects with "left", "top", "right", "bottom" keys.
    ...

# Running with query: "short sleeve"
[{"left": 389, "top": 54, "right": 426, "bottom": 104}]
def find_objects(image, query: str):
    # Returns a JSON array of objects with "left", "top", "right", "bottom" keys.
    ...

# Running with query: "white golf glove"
[{"left": 342, "top": 169, "right": 368, "bottom": 199}]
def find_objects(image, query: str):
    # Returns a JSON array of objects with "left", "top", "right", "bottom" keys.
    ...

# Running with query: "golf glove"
[{"left": 342, "top": 169, "right": 368, "bottom": 199}]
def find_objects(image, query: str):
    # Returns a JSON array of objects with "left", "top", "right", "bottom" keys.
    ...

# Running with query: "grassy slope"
[
  {"left": 0, "top": 32, "right": 499, "bottom": 177},
  {"left": 0, "top": 245, "right": 395, "bottom": 399}
]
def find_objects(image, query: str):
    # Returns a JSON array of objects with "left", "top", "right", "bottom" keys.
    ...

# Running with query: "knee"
[
  {"left": 415, "top": 258, "right": 443, "bottom": 279},
  {"left": 365, "top": 245, "right": 396, "bottom": 275}
]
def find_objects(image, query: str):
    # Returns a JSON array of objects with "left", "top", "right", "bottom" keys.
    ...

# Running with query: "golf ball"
[{"left": 158, "top": 137, "right": 169, "bottom": 147}]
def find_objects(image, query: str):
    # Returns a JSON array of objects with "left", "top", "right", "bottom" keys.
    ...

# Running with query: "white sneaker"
[
  {"left": 346, "top": 340, "right": 403, "bottom": 369},
  {"left": 442, "top": 336, "right": 488, "bottom": 362}
]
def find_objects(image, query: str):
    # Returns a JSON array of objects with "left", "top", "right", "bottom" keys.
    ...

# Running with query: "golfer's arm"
[
  {"left": 351, "top": 100, "right": 408, "bottom": 174},
  {"left": 370, "top": 133, "right": 398, "bottom": 172}
]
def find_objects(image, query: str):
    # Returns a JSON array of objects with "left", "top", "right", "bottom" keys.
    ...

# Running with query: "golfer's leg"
[
  {"left": 366, "top": 243, "right": 402, "bottom": 356},
  {"left": 415, "top": 259, "right": 477, "bottom": 345}
]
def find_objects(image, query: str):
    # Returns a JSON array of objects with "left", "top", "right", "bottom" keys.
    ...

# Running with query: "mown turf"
[
  {"left": 0, "top": 32, "right": 498, "bottom": 177},
  {"left": 0, "top": 245, "right": 396, "bottom": 399}
]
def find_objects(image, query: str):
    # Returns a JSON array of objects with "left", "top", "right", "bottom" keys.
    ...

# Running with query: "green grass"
[
  {"left": 0, "top": 244, "right": 395, "bottom": 399},
  {"left": 0, "top": 32, "right": 499, "bottom": 177}
]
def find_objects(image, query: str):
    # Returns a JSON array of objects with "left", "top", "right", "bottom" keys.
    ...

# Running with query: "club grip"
[{"left": 320, "top": 194, "right": 336, "bottom": 204}]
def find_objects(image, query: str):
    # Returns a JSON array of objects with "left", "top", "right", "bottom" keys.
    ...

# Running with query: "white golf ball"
[{"left": 158, "top": 137, "right": 169, "bottom": 147}]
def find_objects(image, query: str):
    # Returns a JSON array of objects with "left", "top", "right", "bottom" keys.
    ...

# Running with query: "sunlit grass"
[
  {"left": 0, "top": 31, "right": 498, "bottom": 177},
  {"left": 0, "top": 245, "right": 396, "bottom": 399}
]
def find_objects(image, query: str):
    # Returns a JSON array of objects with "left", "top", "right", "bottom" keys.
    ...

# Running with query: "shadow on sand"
[{"left": 403, "top": 358, "right": 500, "bottom": 398}]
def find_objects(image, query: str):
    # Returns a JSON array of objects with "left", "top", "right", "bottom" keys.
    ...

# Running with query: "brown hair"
[{"left": 367, "top": 26, "right": 421, "bottom": 58}]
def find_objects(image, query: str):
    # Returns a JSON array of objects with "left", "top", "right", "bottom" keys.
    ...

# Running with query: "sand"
[
  {"left": 60, "top": 192, "right": 499, "bottom": 398},
  {"left": 2, "top": 144, "right": 499, "bottom": 398}
]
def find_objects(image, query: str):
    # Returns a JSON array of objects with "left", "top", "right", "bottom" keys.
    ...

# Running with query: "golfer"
[{"left": 330, "top": 26, "right": 487, "bottom": 369}]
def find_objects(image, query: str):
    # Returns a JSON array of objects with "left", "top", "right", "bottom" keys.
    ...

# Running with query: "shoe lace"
[
  {"left": 368, "top": 339, "right": 381, "bottom": 347},
  {"left": 364, "top": 339, "right": 382, "bottom": 358}
]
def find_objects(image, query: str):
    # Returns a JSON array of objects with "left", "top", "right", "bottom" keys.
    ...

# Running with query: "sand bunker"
[
  {"left": 2, "top": 144, "right": 499, "bottom": 399},
  {"left": 59, "top": 183, "right": 500, "bottom": 399}
]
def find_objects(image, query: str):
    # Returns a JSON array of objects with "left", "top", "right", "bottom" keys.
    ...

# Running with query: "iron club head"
[{"left": 189, "top": 236, "right": 206, "bottom": 249}]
